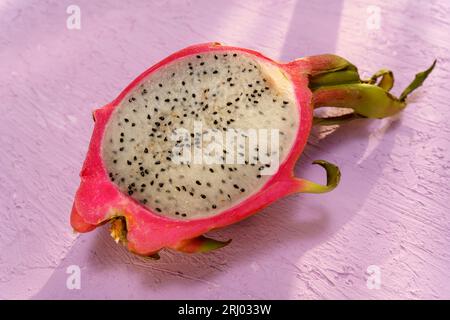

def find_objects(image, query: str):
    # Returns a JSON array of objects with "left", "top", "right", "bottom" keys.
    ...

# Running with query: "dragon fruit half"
[{"left": 71, "top": 43, "right": 435, "bottom": 258}]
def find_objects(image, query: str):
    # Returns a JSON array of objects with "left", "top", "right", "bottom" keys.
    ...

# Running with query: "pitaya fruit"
[{"left": 71, "top": 43, "right": 435, "bottom": 258}]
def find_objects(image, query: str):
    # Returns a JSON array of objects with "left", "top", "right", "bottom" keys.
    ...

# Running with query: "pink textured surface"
[{"left": 1, "top": 0, "right": 449, "bottom": 299}]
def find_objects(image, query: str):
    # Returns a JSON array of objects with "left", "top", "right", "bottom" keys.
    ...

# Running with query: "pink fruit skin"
[{"left": 71, "top": 42, "right": 315, "bottom": 255}]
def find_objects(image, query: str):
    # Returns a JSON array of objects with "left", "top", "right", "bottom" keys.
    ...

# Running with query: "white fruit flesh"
[{"left": 102, "top": 51, "right": 299, "bottom": 219}]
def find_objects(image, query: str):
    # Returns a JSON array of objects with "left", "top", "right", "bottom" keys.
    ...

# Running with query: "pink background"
[{"left": 1, "top": 0, "right": 449, "bottom": 299}]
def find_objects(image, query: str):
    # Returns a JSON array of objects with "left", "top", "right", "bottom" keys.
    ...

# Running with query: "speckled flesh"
[{"left": 102, "top": 51, "right": 299, "bottom": 220}]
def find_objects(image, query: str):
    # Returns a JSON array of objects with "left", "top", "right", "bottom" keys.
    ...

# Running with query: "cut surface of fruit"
[{"left": 102, "top": 51, "right": 299, "bottom": 220}]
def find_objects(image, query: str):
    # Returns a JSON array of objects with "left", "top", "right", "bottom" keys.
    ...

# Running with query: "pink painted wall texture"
[{"left": 1, "top": 0, "right": 449, "bottom": 299}]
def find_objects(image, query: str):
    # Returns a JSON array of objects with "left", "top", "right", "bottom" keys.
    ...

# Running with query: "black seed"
[
  {"left": 196, "top": 55, "right": 201, "bottom": 59},
  {"left": 233, "top": 184, "right": 239, "bottom": 189},
  {"left": 175, "top": 211, "right": 180, "bottom": 215},
  {"left": 196, "top": 180, "right": 202, "bottom": 186},
  {"left": 213, "top": 70, "right": 218, "bottom": 74},
  {"left": 257, "top": 174, "right": 262, "bottom": 178},
  {"left": 159, "top": 183, "right": 164, "bottom": 188},
  {"left": 212, "top": 204, "right": 217, "bottom": 209},
  {"left": 200, "top": 194, "right": 206, "bottom": 199},
  {"left": 182, "top": 213, "right": 187, "bottom": 217},
  {"left": 128, "top": 190, "right": 133, "bottom": 195},
  {"left": 156, "top": 208, "right": 162, "bottom": 212},
  {"left": 127, "top": 160, "right": 132, "bottom": 165},
  {"left": 209, "top": 168, "right": 214, "bottom": 173},
  {"left": 240, "top": 188, "right": 245, "bottom": 192},
  {"left": 124, "top": 118, "right": 129, "bottom": 122}
]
